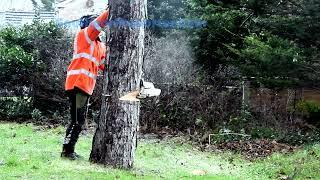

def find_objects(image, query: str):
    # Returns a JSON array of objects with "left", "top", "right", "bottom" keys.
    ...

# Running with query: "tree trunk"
[{"left": 89, "top": 0, "right": 146, "bottom": 168}]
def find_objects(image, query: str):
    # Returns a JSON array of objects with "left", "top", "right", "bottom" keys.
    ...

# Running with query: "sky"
[
  {"left": 0, "top": 0, "right": 106, "bottom": 21},
  {"left": 0, "top": 0, "right": 43, "bottom": 12},
  {"left": 58, "top": 0, "right": 106, "bottom": 21}
]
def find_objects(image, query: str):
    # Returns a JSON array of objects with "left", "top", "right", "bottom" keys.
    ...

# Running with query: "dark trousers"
[{"left": 62, "top": 88, "right": 89, "bottom": 154}]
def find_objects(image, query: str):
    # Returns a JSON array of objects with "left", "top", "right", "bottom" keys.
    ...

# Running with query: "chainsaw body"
[
  {"left": 137, "top": 80, "right": 161, "bottom": 99},
  {"left": 119, "top": 79, "right": 161, "bottom": 101}
]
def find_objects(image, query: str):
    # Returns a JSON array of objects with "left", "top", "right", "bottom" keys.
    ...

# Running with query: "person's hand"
[{"left": 105, "top": 4, "right": 110, "bottom": 11}]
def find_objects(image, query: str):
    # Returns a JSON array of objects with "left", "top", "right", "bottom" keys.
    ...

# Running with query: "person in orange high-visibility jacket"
[{"left": 61, "top": 6, "right": 110, "bottom": 160}]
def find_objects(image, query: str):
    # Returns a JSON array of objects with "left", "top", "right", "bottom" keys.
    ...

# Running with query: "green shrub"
[
  {"left": 0, "top": 97, "right": 32, "bottom": 119},
  {"left": 278, "top": 130, "right": 320, "bottom": 145},
  {"left": 228, "top": 105, "right": 254, "bottom": 132},
  {"left": 297, "top": 100, "right": 320, "bottom": 126},
  {"left": 31, "top": 109, "right": 44, "bottom": 121},
  {"left": 0, "top": 45, "right": 34, "bottom": 87},
  {"left": 297, "top": 100, "right": 320, "bottom": 115},
  {"left": 0, "top": 21, "right": 72, "bottom": 118},
  {"left": 250, "top": 127, "right": 278, "bottom": 139}
]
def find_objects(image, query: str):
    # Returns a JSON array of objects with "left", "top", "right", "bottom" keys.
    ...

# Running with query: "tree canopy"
[{"left": 187, "top": 0, "right": 320, "bottom": 88}]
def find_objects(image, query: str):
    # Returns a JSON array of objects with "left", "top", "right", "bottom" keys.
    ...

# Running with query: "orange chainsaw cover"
[{"left": 65, "top": 10, "right": 109, "bottom": 95}]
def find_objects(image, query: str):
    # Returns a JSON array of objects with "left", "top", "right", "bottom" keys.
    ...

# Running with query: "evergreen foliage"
[{"left": 187, "top": 0, "right": 320, "bottom": 88}]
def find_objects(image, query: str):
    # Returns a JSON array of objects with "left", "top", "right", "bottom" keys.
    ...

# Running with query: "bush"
[
  {"left": 0, "top": 44, "right": 34, "bottom": 89},
  {"left": 297, "top": 100, "right": 320, "bottom": 127},
  {"left": 227, "top": 105, "right": 254, "bottom": 133},
  {"left": 0, "top": 21, "right": 72, "bottom": 117},
  {"left": 31, "top": 108, "right": 45, "bottom": 121},
  {"left": 278, "top": 129, "right": 320, "bottom": 145},
  {"left": 250, "top": 127, "right": 278, "bottom": 139},
  {"left": 140, "top": 83, "right": 242, "bottom": 133},
  {"left": 0, "top": 97, "right": 32, "bottom": 119}
]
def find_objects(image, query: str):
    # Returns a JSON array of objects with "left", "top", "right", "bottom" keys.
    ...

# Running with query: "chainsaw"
[{"left": 119, "top": 79, "right": 161, "bottom": 102}]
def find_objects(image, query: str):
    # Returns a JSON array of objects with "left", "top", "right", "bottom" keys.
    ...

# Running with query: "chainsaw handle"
[{"left": 139, "top": 79, "right": 144, "bottom": 89}]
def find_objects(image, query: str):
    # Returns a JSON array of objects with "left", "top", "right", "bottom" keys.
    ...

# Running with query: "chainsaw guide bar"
[{"left": 119, "top": 91, "right": 140, "bottom": 102}]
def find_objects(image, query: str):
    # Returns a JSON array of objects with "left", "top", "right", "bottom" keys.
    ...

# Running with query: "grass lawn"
[{"left": 0, "top": 122, "right": 319, "bottom": 179}]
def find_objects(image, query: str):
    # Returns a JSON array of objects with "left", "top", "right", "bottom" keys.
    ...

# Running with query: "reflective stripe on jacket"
[{"left": 65, "top": 10, "right": 109, "bottom": 95}]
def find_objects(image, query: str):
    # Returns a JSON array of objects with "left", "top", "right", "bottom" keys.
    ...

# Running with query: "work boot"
[
  {"left": 61, "top": 144, "right": 83, "bottom": 160},
  {"left": 61, "top": 151, "right": 83, "bottom": 160}
]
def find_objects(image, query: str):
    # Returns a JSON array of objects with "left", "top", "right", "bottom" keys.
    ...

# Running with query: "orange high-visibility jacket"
[{"left": 65, "top": 10, "right": 109, "bottom": 95}]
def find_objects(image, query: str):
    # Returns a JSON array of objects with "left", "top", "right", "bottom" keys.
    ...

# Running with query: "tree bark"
[{"left": 89, "top": 0, "right": 146, "bottom": 168}]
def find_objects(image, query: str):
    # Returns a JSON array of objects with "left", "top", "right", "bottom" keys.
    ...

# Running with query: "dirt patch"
[
  {"left": 138, "top": 130, "right": 298, "bottom": 160},
  {"left": 206, "top": 139, "right": 296, "bottom": 160}
]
